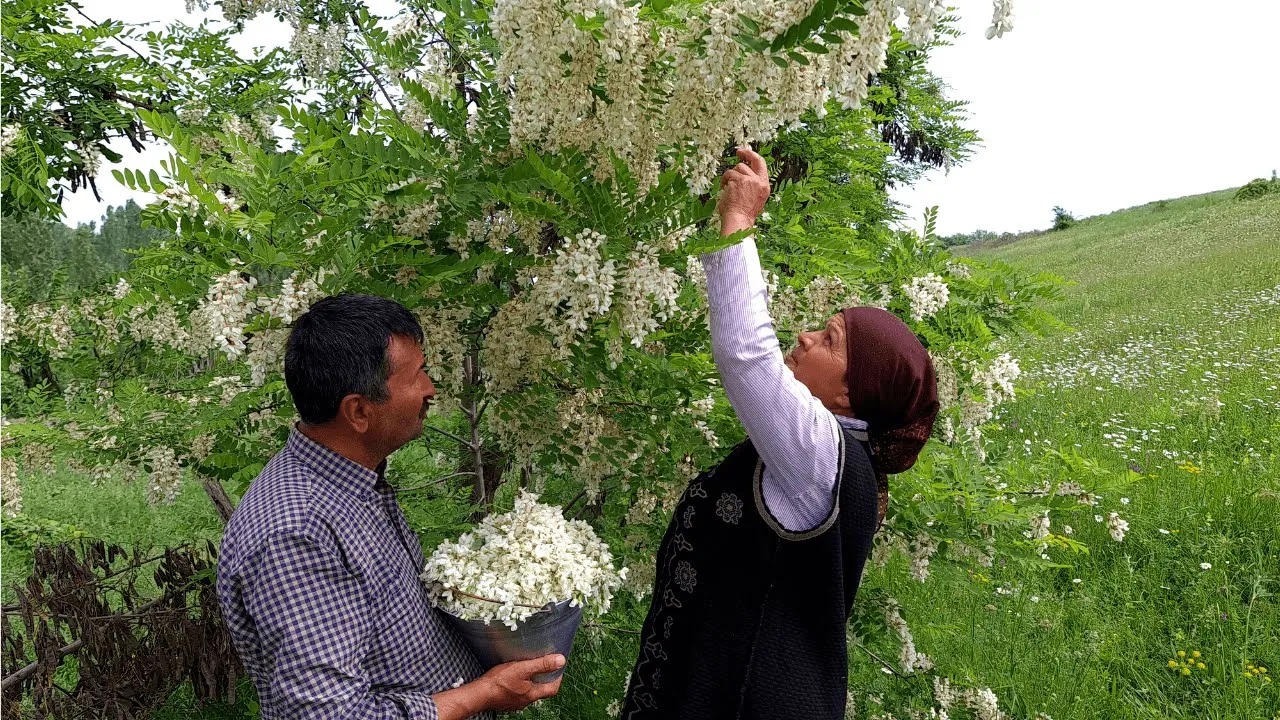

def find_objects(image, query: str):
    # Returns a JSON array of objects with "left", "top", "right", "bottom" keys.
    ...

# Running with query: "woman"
[{"left": 622, "top": 148, "right": 939, "bottom": 720}]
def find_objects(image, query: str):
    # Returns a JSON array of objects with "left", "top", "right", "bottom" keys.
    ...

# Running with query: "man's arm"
[
  {"left": 245, "top": 530, "right": 560, "bottom": 719},
  {"left": 706, "top": 148, "right": 842, "bottom": 532}
]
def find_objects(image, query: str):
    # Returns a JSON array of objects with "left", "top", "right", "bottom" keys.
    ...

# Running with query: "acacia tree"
[{"left": 2, "top": 0, "right": 1136, "bottom": 712}]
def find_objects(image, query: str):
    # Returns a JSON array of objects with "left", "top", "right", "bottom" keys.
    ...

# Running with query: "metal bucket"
[{"left": 440, "top": 599, "right": 584, "bottom": 683}]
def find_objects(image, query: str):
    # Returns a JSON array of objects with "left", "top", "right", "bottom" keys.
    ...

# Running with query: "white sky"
[{"left": 63, "top": 0, "right": 1280, "bottom": 236}]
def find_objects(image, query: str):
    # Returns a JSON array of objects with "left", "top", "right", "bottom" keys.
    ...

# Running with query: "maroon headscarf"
[{"left": 840, "top": 307, "right": 939, "bottom": 526}]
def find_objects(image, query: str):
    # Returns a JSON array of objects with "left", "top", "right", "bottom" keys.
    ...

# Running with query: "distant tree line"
[{"left": 1, "top": 201, "right": 169, "bottom": 303}]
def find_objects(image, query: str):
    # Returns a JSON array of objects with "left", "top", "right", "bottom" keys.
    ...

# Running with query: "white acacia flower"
[
  {"left": 902, "top": 273, "right": 950, "bottom": 321},
  {"left": 422, "top": 492, "right": 626, "bottom": 629},
  {"left": 1199, "top": 562, "right": 1212, "bottom": 570}
]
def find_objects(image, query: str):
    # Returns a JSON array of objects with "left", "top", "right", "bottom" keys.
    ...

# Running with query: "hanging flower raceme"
[{"left": 491, "top": 0, "right": 1015, "bottom": 194}]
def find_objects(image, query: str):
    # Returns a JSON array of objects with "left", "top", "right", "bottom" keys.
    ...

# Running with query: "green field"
[
  {"left": 6, "top": 189, "right": 1278, "bottom": 719},
  {"left": 854, "top": 189, "right": 1280, "bottom": 719}
]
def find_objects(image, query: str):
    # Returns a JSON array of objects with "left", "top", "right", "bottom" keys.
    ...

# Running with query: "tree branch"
[
  {"left": 69, "top": 7, "right": 152, "bottom": 65},
  {"left": 424, "top": 424, "right": 475, "bottom": 450},
  {"left": 852, "top": 641, "right": 910, "bottom": 680},
  {"left": 1, "top": 639, "right": 83, "bottom": 692},
  {"left": 394, "top": 471, "right": 476, "bottom": 494},
  {"left": 345, "top": 14, "right": 405, "bottom": 124}
]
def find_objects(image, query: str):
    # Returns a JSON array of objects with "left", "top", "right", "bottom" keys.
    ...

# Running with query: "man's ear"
[{"left": 337, "top": 393, "right": 373, "bottom": 434}]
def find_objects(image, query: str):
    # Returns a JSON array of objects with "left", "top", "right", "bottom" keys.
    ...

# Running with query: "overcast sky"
[{"left": 63, "top": 0, "right": 1280, "bottom": 236}]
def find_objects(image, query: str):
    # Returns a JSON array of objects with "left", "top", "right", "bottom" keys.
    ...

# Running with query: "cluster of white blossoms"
[
  {"left": 112, "top": 278, "right": 131, "bottom": 300},
  {"left": 932, "top": 677, "right": 1009, "bottom": 720},
  {"left": 0, "top": 123, "right": 20, "bottom": 156},
  {"left": 129, "top": 304, "right": 192, "bottom": 354},
  {"left": 556, "top": 388, "right": 622, "bottom": 495},
  {"left": 682, "top": 394, "right": 721, "bottom": 448},
  {"left": 614, "top": 243, "right": 681, "bottom": 358},
  {"left": 685, "top": 256, "right": 708, "bottom": 297},
  {"left": 884, "top": 598, "right": 933, "bottom": 672},
  {"left": 421, "top": 491, "right": 627, "bottom": 629},
  {"left": 493, "top": 0, "right": 1013, "bottom": 193},
  {"left": 1, "top": 454, "right": 21, "bottom": 518},
  {"left": 210, "top": 375, "right": 249, "bottom": 405},
  {"left": 395, "top": 198, "right": 441, "bottom": 240},
  {"left": 484, "top": 229, "right": 688, "bottom": 393},
  {"left": 945, "top": 259, "right": 971, "bottom": 280},
  {"left": 1106, "top": 511, "right": 1129, "bottom": 542},
  {"left": 1027, "top": 510, "right": 1050, "bottom": 540},
  {"left": 195, "top": 269, "right": 258, "bottom": 358},
  {"left": 972, "top": 353, "right": 1020, "bottom": 406},
  {"left": 932, "top": 353, "right": 958, "bottom": 407},
  {"left": 290, "top": 23, "right": 346, "bottom": 80},
  {"left": 0, "top": 302, "right": 18, "bottom": 345},
  {"left": 902, "top": 273, "right": 950, "bottom": 322},
  {"left": 537, "top": 229, "right": 618, "bottom": 338},
  {"left": 157, "top": 186, "right": 201, "bottom": 215},
  {"left": 78, "top": 141, "right": 102, "bottom": 177},
  {"left": 908, "top": 532, "right": 938, "bottom": 582},
  {"left": 986, "top": 0, "right": 1015, "bottom": 39},
  {"left": 258, "top": 271, "right": 324, "bottom": 325},
  {"left": 146, "top": 446, "right": 183, "bottom": 506},
  {"left": 415, "top": 304, "right": 470, "bottom": 412},
  {"left": 481, "top": 295, "right": 555, "bottom": 395},
  {"left": 21, "top": 444, "right": 55, "bottom": 477},
  {"left": 189, "top": 433, "right": 216, "bottom": 462}
]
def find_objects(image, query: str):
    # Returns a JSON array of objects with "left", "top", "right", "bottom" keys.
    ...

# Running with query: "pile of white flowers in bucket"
[{"left": 421, "top": 492, "right": 627, "bottom": 629}]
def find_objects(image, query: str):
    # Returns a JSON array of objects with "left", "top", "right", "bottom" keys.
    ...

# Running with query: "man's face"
[
  {"left": 783, "top": 312, "right": 851, "bottom": 415},
  {"left": 368, "top": 334, "right": 436, "bottom": 454}
]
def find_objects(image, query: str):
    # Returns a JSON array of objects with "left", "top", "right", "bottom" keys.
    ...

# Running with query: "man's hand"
[
  {"left": 433, "top": 655, "right": 565, "bottom": 719},
  {"left": 480, "top": 655, "right": 566, "bottom": 712},
  {"left": 718, "top": 146, "right": 771, "bottom": 237}
]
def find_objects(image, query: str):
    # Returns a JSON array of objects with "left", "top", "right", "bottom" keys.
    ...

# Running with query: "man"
[
  {"left": 217, "top": 294, "right": 562, "bottom": 719},
  {"left": 622, "top": 149, "right": 938, "bottom": 719}
]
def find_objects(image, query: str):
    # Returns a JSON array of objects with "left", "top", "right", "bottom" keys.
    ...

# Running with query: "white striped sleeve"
[{"left": 702, "top": 237, "right": 841, "bottom": 532}]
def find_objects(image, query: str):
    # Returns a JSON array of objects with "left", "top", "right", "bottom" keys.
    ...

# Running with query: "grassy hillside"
[{"left": 880, "top": 189, "right": 1280, "bottom": 719}]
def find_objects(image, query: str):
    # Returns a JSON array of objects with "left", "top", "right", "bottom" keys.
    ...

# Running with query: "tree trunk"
[{"left": 201, "top": 477, "right": 236, "bottom": 524}]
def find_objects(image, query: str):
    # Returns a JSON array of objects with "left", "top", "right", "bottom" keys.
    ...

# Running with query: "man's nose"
[{"left": 424, "top": 376, "right": 437, "bottom": 399}]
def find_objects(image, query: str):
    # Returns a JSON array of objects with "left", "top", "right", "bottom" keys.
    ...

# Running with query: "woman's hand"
[{"left": 718, "top": 147, "right": 771, "bottom": 237}]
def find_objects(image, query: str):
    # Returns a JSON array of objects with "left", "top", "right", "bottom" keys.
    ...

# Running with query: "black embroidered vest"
[{"left": 622, "top": 425, "right": 879, "bottom": 720}]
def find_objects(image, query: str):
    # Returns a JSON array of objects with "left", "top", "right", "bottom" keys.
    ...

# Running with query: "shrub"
[
  {"left": 1235, "top": 178, "right": 1275, "bottom": 200},
  {"left": 1052, "top": 206, "right": 1077, "bottom": 231}
]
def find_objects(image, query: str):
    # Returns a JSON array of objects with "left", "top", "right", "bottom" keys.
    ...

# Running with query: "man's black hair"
[{"left": 284, "top": 294, "right": 424, "bottom": 425}]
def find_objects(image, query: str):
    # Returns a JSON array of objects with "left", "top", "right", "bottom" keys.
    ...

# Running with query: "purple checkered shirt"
[{"left": 217, "top": 428, "right": 491, "bottom": 720}]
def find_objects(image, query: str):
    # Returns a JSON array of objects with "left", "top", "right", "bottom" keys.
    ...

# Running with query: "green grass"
[
  {"left": 5, "top": 189, "right": 1278, "bottom": 719},
  {"left": 868, "top": 189, "right": 1280, "bottom": 719}
]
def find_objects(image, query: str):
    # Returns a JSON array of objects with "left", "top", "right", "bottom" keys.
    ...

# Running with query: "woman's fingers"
[{"left": 737, "top": 146, "right": 769, "bottom": 176}]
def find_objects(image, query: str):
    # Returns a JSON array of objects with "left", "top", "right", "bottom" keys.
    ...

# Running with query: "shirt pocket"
[{"left": 367, "top": 561, "right": 435, "bottom": 682}]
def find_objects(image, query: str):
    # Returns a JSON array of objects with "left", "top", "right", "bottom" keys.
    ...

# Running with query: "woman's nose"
[{"left": 797, "top": 331, "right": 818, "bottom": 349}]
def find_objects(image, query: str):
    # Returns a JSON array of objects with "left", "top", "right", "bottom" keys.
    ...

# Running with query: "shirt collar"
[
  {"left": 835, "top": 415, "right": 869, "bottom": 431},
  {"left": 286, "top": 426, "right": 385, "bottom": 502}
]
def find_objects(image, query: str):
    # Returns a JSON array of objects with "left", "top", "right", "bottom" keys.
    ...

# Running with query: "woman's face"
[{"left": 784, "top": 312, "right": 853, "bottom": 416}]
